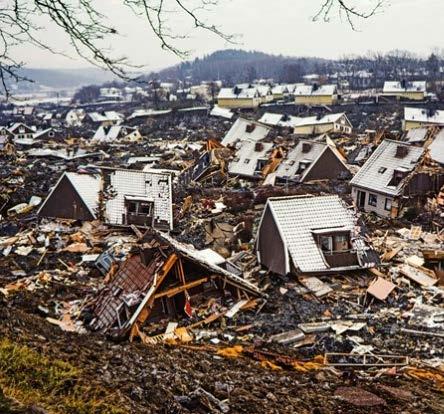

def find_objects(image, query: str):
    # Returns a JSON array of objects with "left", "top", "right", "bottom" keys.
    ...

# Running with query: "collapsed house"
[
  {"left": 228, "top": 140, "right": 275, "bottom": 179},
  {"left": 89, "top": 231, "right": 262, "bottom": 336},
  {"left": 274, "top": 138, "right": 350, "bottom": 183},
  {"left": 292, "top": 113, "right": 352, "bottom": 136},
  {"left": 87, "top": 111, "right": 124, "bottom": 126},
  {"left": 350, "top": 139, "right": 444, "bottom": 218},
  {"left": 179, "top": 140, "right": 232, "bottom": 185},
  {"left": 221, "top": 117, "right": 271, "bottom": 146},
  {"left": 92, "top": 125, "right": 141, "bottom": 142},
  {"left": 258, "top": 112, "right": 352, "bottom": 135},
  {"left": 38, "top": 168, "right": 173, "bottom": 230},
  {"left": 256, "top": 195, "right": 378, "bottom": 276}
]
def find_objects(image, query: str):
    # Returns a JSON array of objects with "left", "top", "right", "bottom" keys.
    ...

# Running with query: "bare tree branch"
[
  {"left": 0, "top": 0, "right": 384, "bottom": 98},
  {"left": 313, "top": 0, "right": 384, "bottom": 31}
]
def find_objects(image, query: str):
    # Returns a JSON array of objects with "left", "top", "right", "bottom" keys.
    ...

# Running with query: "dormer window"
[{"left": 297, "top": 160, "right": 311, "bottom": 174}]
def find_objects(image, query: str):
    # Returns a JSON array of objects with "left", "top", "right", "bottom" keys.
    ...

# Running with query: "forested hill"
[{"left": 153, "top": 49, "right": 329, "bottom": 84}]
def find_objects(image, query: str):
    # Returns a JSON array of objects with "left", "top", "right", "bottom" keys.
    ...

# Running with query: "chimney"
[
  {"left": 246, "top": 123, "right": 256, "bottom": 133},
  {"left": 302, "top": 142, "right": 312, "bottom": 153},
  {"left": 400, "top": 79, "right": 407, "bottom": 89},
  {"left": 254, "top": 142, "right": 264, "bottom": 152},
  {"left": 395, "top": 145, "right": 409, "bottom": 158}
]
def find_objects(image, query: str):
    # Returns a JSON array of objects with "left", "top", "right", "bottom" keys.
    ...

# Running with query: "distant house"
[
  {"left": 294, "top": 84, "right": 338, "bottom": 106},
  {"left": 38, "top": 168, "right": 173, "bottom": 230},
  {"left": 403, "top": 107, "right": 444, "bottom": 131},
  {"left": 221, "top": 118, "right": 271, "bottom": 146},
  {"left": 349, "top": 139, "right": 444, "bottom": 218},
  {"left": 292, "top": 113, "right": 352, "bottom": 135},
  {"left": 99, "top": 87, "right": 123, "bottom": 101},
  {"left": 33, "top": 127, "right": 58, "bottom": 141},
  {"left": 87, "top": 111, "right": 124, "bottom": 127},
  {"left": 274, "top": 139, "right": 349, "bottom": 183},
  {"left": 228, "top": 140, "right": 274, "bottom": 179},
  {"left": 383, "top": 81, "right": 426, "bottom": 101},
  {"left": 271, "top": 85, "right": 289, "bottom": 100},
  {"left": 92, "top": 125, "right": 141, "bottom": 143},
  {"left": 217, "top": 87, "right": 261, "bottom": 109},
  {"left": 8, "top": 123, "right": 35, "bottom": 140},
  {"left": 255, "top": 85, "right": 273, "bottom": 104},
  {"left": 256, "top": 195, "right": 378, "bottom": 276}
]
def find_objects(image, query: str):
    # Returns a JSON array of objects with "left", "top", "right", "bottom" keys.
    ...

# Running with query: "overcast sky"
[{"left": 12, "top": 0, "right": 443, "bottom": 71}]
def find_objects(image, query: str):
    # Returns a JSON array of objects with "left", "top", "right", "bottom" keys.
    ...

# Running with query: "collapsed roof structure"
[{"left": 90, "top": 230, "right": 262, "bottom": 337}]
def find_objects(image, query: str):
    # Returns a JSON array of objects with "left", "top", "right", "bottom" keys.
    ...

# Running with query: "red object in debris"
[{"left": 184, "top": 299, "right": 193, "bottom": 318}]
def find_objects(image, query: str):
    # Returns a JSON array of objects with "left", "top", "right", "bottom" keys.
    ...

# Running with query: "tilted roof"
[
  {"left": 228, "top": 140, "right": 274, "bottom": 177},
  {"left": 350, "top": 139, "right": 424, "bottom": 196},
  {"left": 221, "top": 118, "right": 270, "bottom": 146},
  {"left": 264, "top": 195, "right": 356, "bottom": 272}
]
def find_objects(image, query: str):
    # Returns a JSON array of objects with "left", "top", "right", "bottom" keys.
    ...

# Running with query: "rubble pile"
[{"left": 0, "top": 100, "right": 443, "bottom": 413}]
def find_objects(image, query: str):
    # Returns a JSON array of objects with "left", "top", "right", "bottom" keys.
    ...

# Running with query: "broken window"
[
  {"left": 388, "top": 169, "right": 408, "bottom": 187},
  {"left": 368, "top": 193, "right": 377, "bottom": 207}
]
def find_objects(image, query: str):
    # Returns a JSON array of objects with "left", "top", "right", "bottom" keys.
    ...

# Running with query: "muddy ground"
[{"left": 0, "top": 303, "right": 443, "bottom": 414}]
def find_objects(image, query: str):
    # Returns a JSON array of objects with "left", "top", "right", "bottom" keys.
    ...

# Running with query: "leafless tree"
[
  {"left": 313, "top": 0, "right": 384, "bottom": 30},
  {"left": 0, "top": 0, "right": 384, "bottom": 97}
]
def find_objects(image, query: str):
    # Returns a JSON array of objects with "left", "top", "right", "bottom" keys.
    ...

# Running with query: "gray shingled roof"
[
  {"left": 266, "top": 195, "right": 356, "bottom": 273},
  {"left": 221, "top": 118, "right": 271, "bottom": 146},
  {"left": 275, "top": 140, "right": 326, "bottom": 181},
  {"left": 228, "top": 140, "right": 273, "bottom": 177},
  {"left": 350, "top": 139, "right": 424, "bottom": 196},
  {"left": 65, "top": 172, "right": 101, "bottom": 218},
  {"left": 429, "top": 129, "right": 444, "bottom": 165}
]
